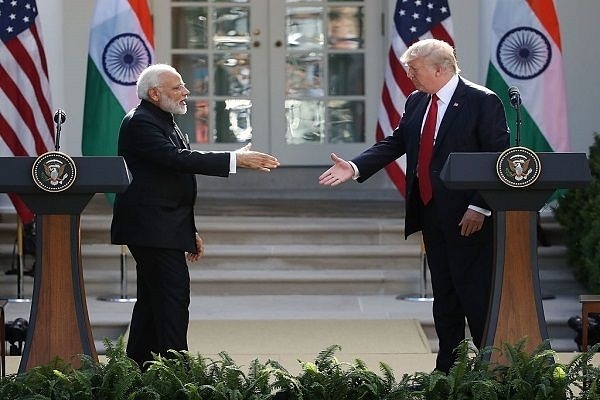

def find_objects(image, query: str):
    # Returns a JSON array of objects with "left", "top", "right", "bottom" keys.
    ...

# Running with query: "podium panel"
[
  {"left": 441, "top": 152, "right": 590, "bottom": 361},
  {"left": 0, "top": 156, "right": 130, "bottom": 372}
]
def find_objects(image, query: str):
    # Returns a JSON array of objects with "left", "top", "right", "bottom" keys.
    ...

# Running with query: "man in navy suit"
[
  {"left": 319, "top": 39, "right": 509, "bottom": 373},
  {"left": 111, "top": 64, "right": 279, "bottom": 369}
]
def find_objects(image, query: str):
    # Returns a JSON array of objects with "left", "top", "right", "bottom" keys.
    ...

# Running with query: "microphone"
[
  {"left": 508, "top": 86, "right": 521, "bottom": 108},
  {"left": 54, "top": 109, "right": 66, "bottom": 125},
  {"left": 53, "top": 109, "right": 66, "bottom": 151}
]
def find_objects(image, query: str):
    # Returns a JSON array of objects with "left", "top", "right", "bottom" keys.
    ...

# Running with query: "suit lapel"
[{"left": 434, "top": 78, "right": 467, "bottom": 149}]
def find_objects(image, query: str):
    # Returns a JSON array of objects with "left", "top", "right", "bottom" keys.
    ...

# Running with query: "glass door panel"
[
  {"left": 168, "top": 2, "right": 261, "bottom": 147},
  {"left": 271, "top": 0, "right": 379, "bottom": 164},
  {"left": 154, "top": 0, "right": 380, "bottom": 164}
]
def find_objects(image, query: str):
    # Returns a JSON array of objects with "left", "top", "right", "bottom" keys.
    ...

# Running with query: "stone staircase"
[{"left": 0, "top": 195, "right": 585, "bottom": 352}]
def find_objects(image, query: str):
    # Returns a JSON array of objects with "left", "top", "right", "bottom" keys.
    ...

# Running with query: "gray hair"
[
  {"left": 400, "top": 39, "right": 460, "bottom": 74},
  {"left": 136, "top": 64, "right": 179, "bottom": 100}
]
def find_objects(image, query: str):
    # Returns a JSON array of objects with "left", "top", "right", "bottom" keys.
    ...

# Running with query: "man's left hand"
[
  {"left": 186, "top": 233, "right": 205, "bottom": 262},
  {"left": 458, "top": 209, "right": 485, "bottom": 236}
]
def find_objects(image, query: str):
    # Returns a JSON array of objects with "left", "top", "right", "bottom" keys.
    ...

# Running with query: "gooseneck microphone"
[
  {"left": 508, "top": 86, "right": 522, "bottom": 109},
  {"left": 53, "top": 109, "right": 66, "bottom": 151},
  {"left": 507, "top": 87, "right": 522, "bottom": 146}
]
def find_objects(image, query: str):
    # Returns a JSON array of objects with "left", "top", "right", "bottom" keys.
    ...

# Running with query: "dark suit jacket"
[
  {"left": 111, "top": 100, "right": 230, "bottom": 252},
  {"left": 352, "top": 77, "right": 509, "bottom": 237}
]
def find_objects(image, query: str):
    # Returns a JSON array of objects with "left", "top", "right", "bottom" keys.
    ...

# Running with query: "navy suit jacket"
[
  {"left": 111, "top": 100, "right": 230, "bottom": 252},
  {"left": 352, "top": 77, "right": 509, "bottom": 237}
]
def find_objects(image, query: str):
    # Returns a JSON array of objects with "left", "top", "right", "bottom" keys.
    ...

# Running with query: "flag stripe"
[
  {"left": 486, "top": 0, "right": 569, "bottom": 153},
  {"left": 129, "top": 0, "right": 154, "bottom": 48},
  {"left": 0, "top": 25, "right": 54, "bottom": 154},
  {"left": 0, "top": 0, "right": 54, "bottom": 222},
  {"left": 0, "top": 112, "right": 28, "bottom": 156},
  {"left": 527, "top": 0, "right": 562, "bottom": 49},
  {"left": 83, "top": 0, "right": 154, "bottom": 158},
  {"left": 0, "top": 54, "right": 50, "bottom": 155},
  {"left": 82, "top": 59, "right": 129, "bottom": 156}
]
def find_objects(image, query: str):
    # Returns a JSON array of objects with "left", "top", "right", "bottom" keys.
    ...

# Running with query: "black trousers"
[
  {"left": 420, "top": 200, "right": 494, "bottom": 374},
  {"left": 126, "top": 245, "right": 190, "bottom": 369}
]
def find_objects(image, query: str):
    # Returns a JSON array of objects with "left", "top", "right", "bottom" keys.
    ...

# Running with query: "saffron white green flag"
[
  {"left": 82, "top": 0, "right": 154, "bottom": 158},
  {"left": 486, "top": 0, "right": 569, "bottom": 152}
]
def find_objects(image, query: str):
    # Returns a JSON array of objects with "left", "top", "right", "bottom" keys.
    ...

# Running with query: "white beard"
[{"left": 160, "top": 93, "right": 187, "bottom": 115}]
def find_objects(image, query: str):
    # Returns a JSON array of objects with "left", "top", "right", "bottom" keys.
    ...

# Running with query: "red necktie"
[{"left": 417, "top": 93, "right": 438, "bottom": 205}]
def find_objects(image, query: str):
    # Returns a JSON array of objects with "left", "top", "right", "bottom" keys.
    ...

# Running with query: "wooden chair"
[{"left": 580, "top": 295, "right": 600, "bottom": 351}]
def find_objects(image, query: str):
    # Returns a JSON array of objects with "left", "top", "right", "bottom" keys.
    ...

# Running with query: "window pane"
[
  {"left": 327, "top": 7, "right": 363, "bottom": 50},
  {"left": 214, "top": 53, "right": 251, "bottom": 96},
  {"left": 327, "top": 100, "right": 364, "bottom": 143},
  {"left": 286, "top": 53, "right": 323, "bottom": 96},
  {"left": 172, "top": 7, "right": 208, "bottom": 49},
  {"left": 286, "top": 7, "right": 324, "bottom": 51},
  {"left": 285, "top": 100, "right": 325, "bottom": 144},
  {"left": 213, "top": 7, "right": 250, "bottom": 50},
  {"left": 172, "top": 54, "right": 209, "bottom": 96},
  {"left": 193, "top": 100, "right": 211, "bottom": 144},
  {"left": 215, "top": 99, "right": 252, "bottom": 143},
  {"left": 328, "top": 53, "right": 364, "bottom": 95},
  {"left": 174, "top": 100, "right": 211, "bottom": 144}
]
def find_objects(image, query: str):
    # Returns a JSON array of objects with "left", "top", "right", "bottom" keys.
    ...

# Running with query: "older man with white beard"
[{"left": 111, "top": 64, "right": 279, "bottom": 369}]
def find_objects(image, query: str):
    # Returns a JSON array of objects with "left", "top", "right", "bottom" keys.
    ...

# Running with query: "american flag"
[
  {"left": 376, "top": 0, "right": 453, "bottom": 197},
  {"left": 0, "top": 0, "right": 54, "bottom": 222}
]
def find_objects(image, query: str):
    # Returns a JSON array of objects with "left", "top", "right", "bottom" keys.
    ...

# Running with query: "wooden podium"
[
  {"left": 0, "top": 156, "right": 130, "bottom": 372},
  {"left": 440, "top": 152, "right": 591, "bottom": 359}
]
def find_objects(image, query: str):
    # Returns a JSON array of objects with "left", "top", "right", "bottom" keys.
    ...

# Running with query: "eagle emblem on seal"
[
  {"left": 31, "top": 151, "right": 77, "bottom": 192},
  {"left": 507, "top": 157, "right": 532, "bottom": 181},
  {"left": 43, "top": 162, "right": 69, "bottom": 186},
  {"left": 496, "top": 147, "right": 541, "bottom": 188}
]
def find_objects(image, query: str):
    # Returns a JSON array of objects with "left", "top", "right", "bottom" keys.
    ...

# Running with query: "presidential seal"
[
  {"left": 496, "top": 146, "right": 541, "bottom": 188},
  {"left": 31, "top": 151, "right": 77, "bottom": 192}
]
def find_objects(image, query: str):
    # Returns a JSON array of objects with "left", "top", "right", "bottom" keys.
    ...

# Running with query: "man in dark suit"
[
  {"left": 111, "top": 64, "right": 279, "bottom": 369},
  {"left": 319, "top": 39, "right": 509, "bottom": 373}
]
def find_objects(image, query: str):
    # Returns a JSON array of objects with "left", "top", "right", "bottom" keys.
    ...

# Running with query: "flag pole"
[
  {"left": 97, "top": 245, "right": 136, "bottom": 303},
  {"left": 6, "top": 218, "right": 31, "bottom": 303}
]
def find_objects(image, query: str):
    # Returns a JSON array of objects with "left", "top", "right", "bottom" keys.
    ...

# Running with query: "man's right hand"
[
  {"left": 318, "top": 153, "right": 354, "bottom": 186},
  {"left": 235, "top": 143, "right": 280, "bottom": 172}
]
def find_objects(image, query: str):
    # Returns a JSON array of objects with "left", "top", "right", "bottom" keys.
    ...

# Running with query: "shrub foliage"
[
  {"left": 1, "top": 338, "right": 600, "bottom": 399},
  {"left": 555, "top": 133, "right": 600, "bottom": 292}
]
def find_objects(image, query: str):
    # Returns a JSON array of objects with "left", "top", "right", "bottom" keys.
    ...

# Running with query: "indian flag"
[
  {"left": 486, "top": 0, "right": 569, "bottom": 152},
  {"left": 82, "top": 0, "right": 154, "bottom": 158}
]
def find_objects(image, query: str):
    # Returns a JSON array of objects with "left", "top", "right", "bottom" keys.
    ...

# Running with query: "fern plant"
[
  {"left": 491, "top": 339, "right": 569, "bottom": 400},
  {"left": 4, "top": 340, "right": 600, "bottom": 399},
  {"left": 409, "top": 340, "right": 499, "bottom": 400},
  {"left": 555, "top": 133, "right": 600, "bottom": 292}
]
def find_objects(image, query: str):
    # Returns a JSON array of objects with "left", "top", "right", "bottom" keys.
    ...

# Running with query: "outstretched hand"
[
  {"left": 235, "top": 143, "right": 280, "bottom": 172},
  {"left": 318, "top": 153, "right": 354, "bottom": 186}
]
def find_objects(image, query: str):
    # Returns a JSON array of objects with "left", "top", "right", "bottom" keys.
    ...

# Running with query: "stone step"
[{"left": 0, "top": 216, "right": 578, "bottom": 298}]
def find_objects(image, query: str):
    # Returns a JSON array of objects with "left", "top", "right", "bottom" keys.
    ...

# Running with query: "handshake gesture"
[{"left": 235, "top": 143, "right": 280, "bottom": 172}]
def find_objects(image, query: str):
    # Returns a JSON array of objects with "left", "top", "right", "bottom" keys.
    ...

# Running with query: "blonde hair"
[{"left": 400, "top": 39, "right": 460, "bottom": 74}]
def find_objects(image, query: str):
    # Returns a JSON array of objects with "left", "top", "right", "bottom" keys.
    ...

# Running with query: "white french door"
[{"left": 153, "top": 0, "right": 383, "bottom": 165}]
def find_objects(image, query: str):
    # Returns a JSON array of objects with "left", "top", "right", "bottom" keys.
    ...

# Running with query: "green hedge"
[
  {"left": 555, "top": 133, "right": 600, "bottom": 293},
  {"left": 1, "top": 338, "right": 600, "bottom": 399}
]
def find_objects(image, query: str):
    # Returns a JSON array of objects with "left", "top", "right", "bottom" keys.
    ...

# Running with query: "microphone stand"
[
  {"left": 513, "top": 100, "right": 522, "bottom": 147},
  {"left": 55, "top": 121, "right": 62, "bottom": 151}
]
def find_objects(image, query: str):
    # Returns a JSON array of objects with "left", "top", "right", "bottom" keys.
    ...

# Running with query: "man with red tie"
[{"left": 319, "top": 39, "right": 509, "bottom": 373}]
